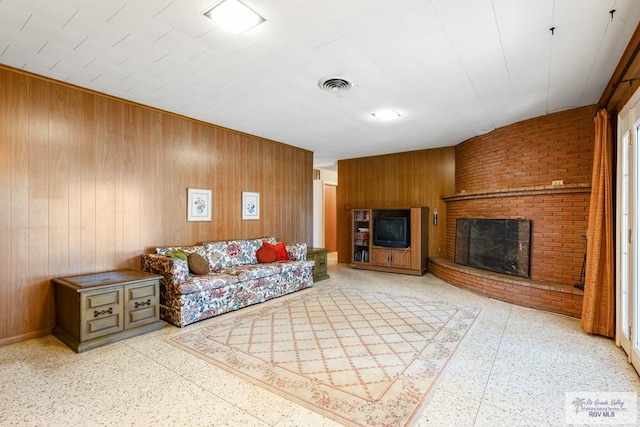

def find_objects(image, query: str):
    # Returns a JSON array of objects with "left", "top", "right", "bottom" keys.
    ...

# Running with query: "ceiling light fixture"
[
  {"left": 204, "top": 0, "right": 265, "bottom": 35},
  {"left": 372, "top": 109, "right": 402, "bottom": 121}
]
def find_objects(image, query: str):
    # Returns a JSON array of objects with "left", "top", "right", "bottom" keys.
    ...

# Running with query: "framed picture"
[
  {"left": 242, "top": 192, "right": 260, "bottom": 220},
  {"left": 187, "top": 188, "right": 212, "bottom": 221}
]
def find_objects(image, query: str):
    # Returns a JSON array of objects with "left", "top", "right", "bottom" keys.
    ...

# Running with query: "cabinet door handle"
[
  {"left": 94, "top": 307, "right": 113, "bottom": 318},
  {"left": 135, "top": 299, "right": 151, "bottom": 309}
]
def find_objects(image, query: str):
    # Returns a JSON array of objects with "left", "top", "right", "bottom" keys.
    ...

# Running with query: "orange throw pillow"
[
  {"left": 263, "top": 242, "right": 290, "bottom": 261},
  {"left": 256, "top": 244, "right": 277, "bottom": 263}
]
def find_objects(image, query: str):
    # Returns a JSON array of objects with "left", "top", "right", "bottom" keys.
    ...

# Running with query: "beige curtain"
[{"left": 581, "top": 109, "right": 615, "bottom": 337}]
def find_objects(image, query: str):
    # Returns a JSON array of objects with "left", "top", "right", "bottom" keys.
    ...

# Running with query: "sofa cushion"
[
  {"left": 216, "top": 264, "right": 282, "bottom": 281},
  {"left": 285, "top": 242, "right": 308, "bottom": 261},
  {"left": 188, "top": 253, "right": 209, "bottom": 275},
  {"left": 256, "top": 245, "right": 277, "bottom": 263},
  {"left": 203, "top": 240, "right": 229, "bottom": 270},
  {"left": 175, "top": 272, "right": 240, "bottom": 295},
  {"left": 278, "top": 259, "right": 315, "bottom": 274},
  {"left": 204, "top": 237, "right": 277, "bottom": 269}
]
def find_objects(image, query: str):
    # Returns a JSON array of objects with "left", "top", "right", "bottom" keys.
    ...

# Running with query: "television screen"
[{"left": 374, "top": 217, "right": 409, "bottom": 248}]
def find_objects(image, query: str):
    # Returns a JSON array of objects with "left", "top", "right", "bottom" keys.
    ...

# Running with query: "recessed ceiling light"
[
  {"left": 371, "top": 109, "right": 402, "bottom": 121},
  {"left": 204, "top": 0, "right": 265, "bottom": 34}
]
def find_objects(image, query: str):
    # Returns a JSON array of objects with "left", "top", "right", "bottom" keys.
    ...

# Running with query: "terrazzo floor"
[{"left": 1, "top": 260, "right": 639, "bottom": 426}]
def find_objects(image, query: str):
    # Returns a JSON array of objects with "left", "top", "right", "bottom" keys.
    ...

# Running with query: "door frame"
[
  {"left": 323, "top": 181, "right": 337, "bottom": 252},
  {"left": 616, "top": 88, "right": 640, "bottom": 374}
]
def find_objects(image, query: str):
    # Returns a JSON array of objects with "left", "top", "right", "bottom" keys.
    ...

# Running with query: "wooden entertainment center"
[{"left": 350, "top": 207, "right": 429, "bottom": 275}]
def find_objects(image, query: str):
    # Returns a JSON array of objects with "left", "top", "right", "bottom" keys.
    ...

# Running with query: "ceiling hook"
[
  {"left": 609, "top": 9, "right": 616, "bottom": 21},
  {"left": 549, "top": 27, "right": 556, "bottom": 35}
]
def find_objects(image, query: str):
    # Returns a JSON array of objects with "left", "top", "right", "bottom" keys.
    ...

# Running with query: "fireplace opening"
[{"left": 454, "top": 218, "right": 532, "bottom": 278}]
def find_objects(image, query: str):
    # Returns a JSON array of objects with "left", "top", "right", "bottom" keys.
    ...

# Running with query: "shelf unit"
[
  {"left": 350, "top": 207, "right": 429, "bottom": 276},
  {"left": 352, "top": 209, "right": 371, "bottom": 264}
]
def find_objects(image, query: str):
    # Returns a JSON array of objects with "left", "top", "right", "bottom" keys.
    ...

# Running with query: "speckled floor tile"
[
  {"left": 1, "top": 262, "right": 639, "bottom": 427},
  {"left": 435, "top": 341, "right": 498, "bottom": 401},
  {"left": 415, "top": 388, "right": 482, "bottom": 426},
  {"left": 474, "top": 402, "right": 549, "bottom": 427},
  {"left": 274, "top": 406, "right": 345, "bottom": 427},
  {"left": 480, "top": 304, "right": 640, "bottom": 425}
]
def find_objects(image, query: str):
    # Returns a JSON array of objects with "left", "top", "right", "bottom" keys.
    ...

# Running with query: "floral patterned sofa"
[{"left": 141, "top": 237, "right": 314, "bottom": 327}]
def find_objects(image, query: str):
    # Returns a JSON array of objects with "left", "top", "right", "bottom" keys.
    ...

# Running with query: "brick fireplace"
[
  {"left": 454, "top": 218, "right": 532, "bottom": 278},
  {"left": 429, "top": 106, "right": 595, "bottom": 318}
]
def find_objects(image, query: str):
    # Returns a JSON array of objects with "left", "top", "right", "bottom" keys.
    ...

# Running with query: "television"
[{"left": 374, "top": 216, "right": 410, "bottom": 248}]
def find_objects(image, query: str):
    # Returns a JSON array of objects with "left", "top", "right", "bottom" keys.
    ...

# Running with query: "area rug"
[{"left": 169, "top": 286, "right": 481, "bottom": 426}]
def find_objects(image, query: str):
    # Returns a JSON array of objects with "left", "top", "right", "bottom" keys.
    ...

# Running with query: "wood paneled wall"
[
  {"left": 0, "top": 66, "right": 313, "bottom": 345},
  {"left": 336, "top": 147, "right": 456, "bottom": 262}
]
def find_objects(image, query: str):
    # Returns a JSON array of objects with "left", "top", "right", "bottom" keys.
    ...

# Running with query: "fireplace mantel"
[{"left": 442, "top": 183, "right": 591, "bottom": 202}]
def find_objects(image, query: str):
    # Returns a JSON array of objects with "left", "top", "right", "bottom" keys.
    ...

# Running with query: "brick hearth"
[{"left": 429, "top": 257, "right": 583, "bottom": 318}]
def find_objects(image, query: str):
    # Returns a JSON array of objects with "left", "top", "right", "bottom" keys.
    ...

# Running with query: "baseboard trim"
[{"left": 0, "top": 328, "right": 52, "bottom": 348}]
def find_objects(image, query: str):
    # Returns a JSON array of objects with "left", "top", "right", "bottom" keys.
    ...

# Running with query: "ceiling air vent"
[{"left": 318, "top": 76, "right": 353, "bottom": 92}]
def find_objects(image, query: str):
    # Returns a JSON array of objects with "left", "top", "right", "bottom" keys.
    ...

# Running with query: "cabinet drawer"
[
  {"left": 81, "top": 287, "right": 123, "bottom": 341},
  {"left": 125, "top": 281, "right": 159, "bottom": 329},
  {"left": 86, "top": 290, "right": 119, "bottom": 308},
  {"left": 129, "top": 306, "right": 157, "bottom": 324},
  {"left": 127, "top": 282, "right": 156, "bottom": 300},
  {"left": 86, "top": 314, "right": 122, "bottom": 337},
  {"left": 315, "top": 256, "right": 328, "bottom": 275}
]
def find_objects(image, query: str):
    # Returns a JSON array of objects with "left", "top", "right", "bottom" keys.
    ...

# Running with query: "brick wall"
[
  {"left": 456, "top": 106, "right": 596, "bottom": 192},
  {"left": 445, "top": 105, "right": 596, "bottom": 286}
]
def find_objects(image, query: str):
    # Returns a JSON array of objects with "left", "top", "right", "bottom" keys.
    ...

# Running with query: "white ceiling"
[{"left": 1, "top": 0, "right": 639, "bottom": 168}]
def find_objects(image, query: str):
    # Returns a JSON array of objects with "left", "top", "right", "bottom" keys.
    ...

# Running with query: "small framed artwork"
[
  {"left": 187, "top": 188, "right": 212, "bottom": 221},
  {"left": 242, "top": 192, "right": 260, "bottom": 220}
]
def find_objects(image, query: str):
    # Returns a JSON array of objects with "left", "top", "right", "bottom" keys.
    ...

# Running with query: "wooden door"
[
  {"left": 371, "top": 248, "right": 390, "bottom": 266},
  {"left": 324, "top": 183, "right": 337, "bottom": 252},
  {"left": 390, "top": 250, "right": 412, "bottom": 269}
]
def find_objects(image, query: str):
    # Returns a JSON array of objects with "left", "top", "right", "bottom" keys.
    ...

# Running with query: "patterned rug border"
[{"left": 168, "top": 286, "right": 482, "bottom": 426}]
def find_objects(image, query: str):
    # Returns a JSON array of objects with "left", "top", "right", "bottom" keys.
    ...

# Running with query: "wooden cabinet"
[
  {"left": 350, "top": 207, "right": 429, "bottom": 275},
  {"left": 371, "top": 248, "right": 412, "bottom": 269},
  {"left": 52, "top": 270, "right": 164, "bottom": 353},
  {"left": 307, "top": 247, "right": 330, "bottom": 282}
]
